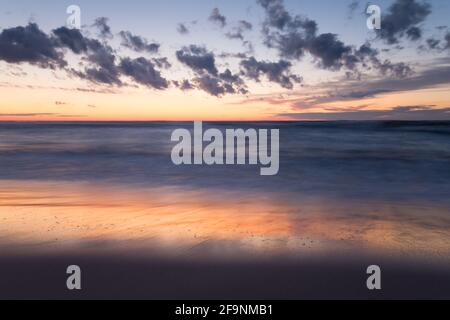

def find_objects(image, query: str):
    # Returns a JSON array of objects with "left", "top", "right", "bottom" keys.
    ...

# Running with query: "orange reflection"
[{"left": 0, "top": 180, "right": 449, "bottom": 259}]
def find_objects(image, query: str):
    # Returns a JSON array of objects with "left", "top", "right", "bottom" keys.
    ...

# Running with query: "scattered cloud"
[
  {"left": 177, "top": 23, "right": 189, "bottom": 35},
  {"left": 226, "top": 20, "right": 253, "bottom": 41},
  {"left": 119, "top": 57, "right": 169, "bottom": 89},
  {"left": 93, "top": 17, "right": 113, "bottom": 39},
  {"left": 0, "top": 113, "right": 57, "bottom": 117},
  {"left": 240, "top": 57, "right": 302, "bottom": 89},
  {"left": 347, "top": 1, "right": 360, "bottom": 19},
  {"left": 256, "top": 0, "right": 413, "bottom": 75},
  {"left": 0, "top": 23, "right": 66, "bottom": 69},
  {"left": 119, "top": 31, "right": 160, "bottom": 54},
  {"left": 279, "top": 106, "right": 450, "bottom": 121},
  {"left": 377, "top": 0, "right": 431, "bottom": 44},
  {"left": 176, "top": 45, "right": 219, "bottom": 76},
  {"left": 209, "top": 8, "right": 227, "bottom": 28}
]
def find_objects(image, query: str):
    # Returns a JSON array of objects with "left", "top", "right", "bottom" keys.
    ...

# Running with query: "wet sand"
[{"left": 0, "top": 180, "right": 449, "bottom": 299}]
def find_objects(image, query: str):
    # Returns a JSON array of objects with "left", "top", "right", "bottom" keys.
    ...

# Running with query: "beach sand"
[{"left": 0, "top": 180, "right": 449, "bottom": 299}]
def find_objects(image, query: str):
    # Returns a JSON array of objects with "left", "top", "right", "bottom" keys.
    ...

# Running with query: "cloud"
[
  {"left": 177, "top": 23, "right": 189, "bottom": 35},
  {"left": 82, "top": 39, "right": 122, "bottom": 85},
  {"left": 240, "top": 57, "right": 302, "bottom": 89},
  {"left": 427, "top": 32, "right": 450, "bottom": 51},
  {"left": 291, "top": 63, "right": 450, "bottom": 108},
  {"left": 0, "top": 23, "right": 66, "bottom": 69},
  {"left": 176, "top": 45, "right": 247, "bottom": 96},
  {"left": 195, "top": 74, "right": 229, "bottom": 96},
  {"left": 119, "top": 57, "right": 168, "bottom": 89},
  {"left": 347, "top": 1, "right": 360, "bottom": 19},
  {"left": 93, "top": 17, "right": 113, "bottom": 39},
  {"left": 119, "top": 31, "right": 160, "bottom": 54},
  {"left": 426, "top": 38, "right": 441, "bottom": 50},
  {"left": 257, "top": 0, "right": 415, "bottom": 76},
  {"left": 53, "top": 26, "right": 122, "bottom": 85},
  {"left": 53, "top": 27, "right": 89, "bottom": 54},
  {"left": 377, "top": 0, "right": 432, "bottom": 44},
  {"left": 307, "top": 33, "right": 353, "bottom": 69},
  {"left": 173, "top": 79, "right": 194, "bottom": 91},
  {"left": 0, "top": 22, "right": 178, "bottom": 93},
  {"left": 209, "top": 8, "right": 227, "bottom": 28},
  {"left": 0, "top": 113, "right": 57, "bottom": 117},
  {"left": 176, "top": 45, "right": 218, "bottom": 75},
  {"left": 152, "top": 57, "right": 171, "bottom": 69},
  {"left": 54, "top": 26, "right": 169, "bottom": 87},
  {"left": 257, "top": 0, "right": 292, "bottom": 29},
  {"left": 226, "top": 20, "right": 253, "bottom": 41},
  {"left": 279, "top": 106, "right": 450, "bottom": 121},
  {"left": 194, "top": 73, "right": 247, "bottom": 96}
]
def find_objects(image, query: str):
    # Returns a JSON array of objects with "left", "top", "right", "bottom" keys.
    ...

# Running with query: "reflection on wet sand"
[{"left": 0, "top": 180, "right": 449, "bottom": 261}]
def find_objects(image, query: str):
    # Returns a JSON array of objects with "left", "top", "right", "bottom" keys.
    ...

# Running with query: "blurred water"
[{"left": 0, "top": 121, "right": 450, "bottom": 205}]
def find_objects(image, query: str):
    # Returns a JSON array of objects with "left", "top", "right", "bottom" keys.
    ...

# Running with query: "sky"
[{"left": 0, "top": 0, "right": 449, "bottom": 121}]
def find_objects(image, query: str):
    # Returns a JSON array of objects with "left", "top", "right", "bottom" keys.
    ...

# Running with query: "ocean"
[
  {"left": 1, "top": 121, "right": 450, "bottom": 203},
  {"left": 0, "top": 121, "right": 449, "bottom": 298}
]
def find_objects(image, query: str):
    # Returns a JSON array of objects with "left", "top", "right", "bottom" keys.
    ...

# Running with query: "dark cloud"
[
  {"left": 358, "top": 43, "right": 414, "bottom": 79},
  {"left": 152, "top": 57, "right": 171, "bottom": 69},
  {"left": 257, "top": 0, "right": 414, "bottom": 76},
  {"left": 93, "top": 17, "right": 113, "bottom": 39},
  {"left": 83, "top": 66, "right": 121, "bottom": 86},
  {"left": 173, "top": 79, "right": 194, "bottom": 91},
  {"left": 0, "top": 23, "right": 66, "bottom": 69},
  {"left": 119, "top": 57, "right": 168, "bottom": 89},
  {"left": 257, "top": 0, "right": 292, "bottom": 29},
  {"left": 177, "top": 23, "right": 189, "bottom": 35},
  {"left": 406, "top": 26, "right": 422, "bottom": 41},
  {"left": 176, "top": 45, "right": 218, "bottom": 75},
  {"left": 239, "top": 20, "right": 253, "bottom": 31},
  {"left": 2, "top": 22, "right": 174, "bottom": 91},
  {"left": 293, "top": 64, "right": 450, "bottom": 108},
  {"left": 53, "top": 26, "right": 121, "bottom": 85},
  {"left": 176, "top": 44, "right": 247, "bottom": 96},
  {"left": 219, "top": 69, "right": 245, "bottom": 85},
  {"left": 279, "top": 106, "right": 450, "bottom": 121},
  {"left": 308, "top": 33, "right": 353, "bottom": 70},
  {"left": 240, "top": 57, "right": 302, "bottom": 89},
  {"left": 226, "top": 20, "right": 253, "bottom": 41},
  {"left": 195, "top": 74, "right": 228, "bottom": 96},
  {"left": 446, "top": 33, "right": 450, "bottom": 49},
  {"left": 377, "top": 0, "right": 431, "bottom": 44},
  {"left": 193, "top": 73, "right": 247, "bottom": 96},
  {"left": 257, "top": 0, "right": 351, "bottom": 69},
  {"left": 82, "top": 39, "right": 121, "bottom": 85},
  {"left": 119, "top": 31, "right": 160, "bottom": 54},
  {"left": 426, "top": 38, "right": 441, "bottom": 50},
  {"left": 209, "top": 8, "right": 227, "bottom": 28},
  {"left": 53, "top": 27, "right": 89, "bottom": 54}
]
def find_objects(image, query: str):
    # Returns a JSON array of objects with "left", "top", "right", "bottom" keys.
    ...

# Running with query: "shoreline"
[{"left": 1, "top": 179, "right": 449, "bottom": 299}]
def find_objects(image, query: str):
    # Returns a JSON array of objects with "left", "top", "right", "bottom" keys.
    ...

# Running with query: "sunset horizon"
[
  {"left": 1, "top": 0, "right": 449, "bottom": 303},
  {"left": 1, "top": 0, "right": 449, "bottom": 122}
]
